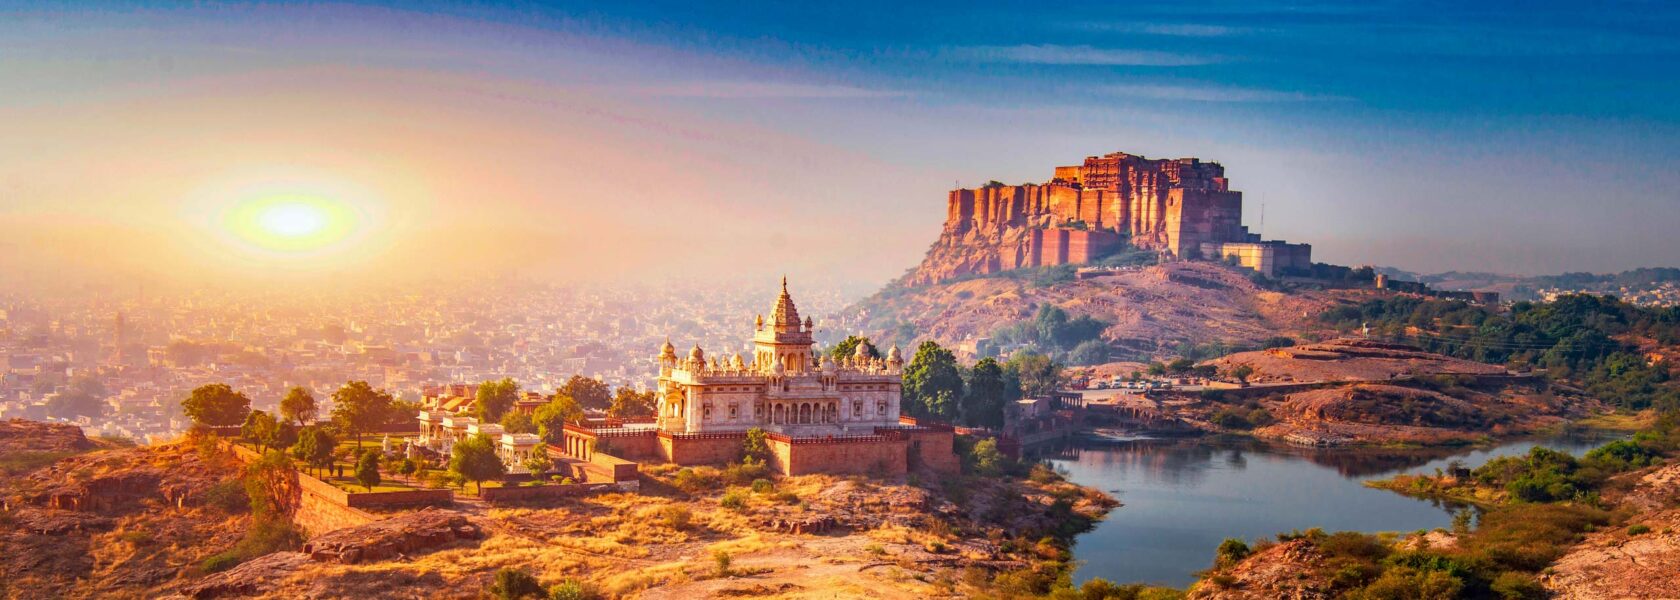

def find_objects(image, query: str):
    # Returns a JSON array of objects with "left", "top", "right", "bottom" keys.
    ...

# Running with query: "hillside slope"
[{"left": 837, "top": 261, "right": 1357, "bottom": 357}]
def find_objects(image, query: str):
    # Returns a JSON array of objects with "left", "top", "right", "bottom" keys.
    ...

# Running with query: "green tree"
[
  {"left": 1067, "top": 339, "right": 1110, "bottom": 366},
  {"left": 967, "top": 438, "right": 1005, "bottom": 476},
  {"left": 398, "top": 457, "right": 420, "bottom": 484},
  {"left": 291, "top": 426, "right": 336, "bottom": 478},
  {"left": 903, "top": 341, "right": 962, "bottom": 421},
  {"left": 330, "top": 380, "right": 393, "bottom": 449},
  {"left": 241, "top": 410, "right": 285, "bottom": 454},
  {"left": 961, "top": 358, "right": 1011, "bottom": 428},
  {"left": 559, "top": 375, "right": 612, "bottom": 411},
  {"left": 1006, "top": 352, "right": 1062, "bottom": 397},
  {"left": 500, "top": 411, "right": 536, "bottom": 434},
  {"left": 1229, "top": 365, "right": 1255, "bottom": 384},
  {"left": 829, "top": 335, "right": 880, "bottom": 363},
  {"left": 534, "top": 395, "right": 585, "bottom": 445},
  {"left": 278, "top": 386, "right": 317, "bottom": 426},
  {"left": 742, "top": 427, "right": 770, "bottom": 463},
  {"left": 182, "top": 383, "right": 252, "bottom": 428},
  {"left": 474, "top": 378, "right": 520, "bottom": 423},
  {"left": 449, "top": 433, "right": 506, "bottom": 494},
  {"left": 607, "top": 387, "right": 656, "bottom": 418},
  {"left": 523, "top": 446, "right": 551, "bottom": 476},
  {"left": 354, "top": 450, "right": 381, "bottom": 492}
]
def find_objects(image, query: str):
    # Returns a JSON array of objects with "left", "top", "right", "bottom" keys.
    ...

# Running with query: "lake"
[{"left": 1046, "top": 432, "right": 1617, "bottom": 588}]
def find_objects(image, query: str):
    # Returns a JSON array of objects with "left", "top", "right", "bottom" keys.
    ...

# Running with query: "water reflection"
[{"left": 1048, "top": 433, "right": 1616, "bottom": 588}]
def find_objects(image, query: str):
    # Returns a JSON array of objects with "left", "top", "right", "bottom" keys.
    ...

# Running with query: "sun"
[
  {"left": 224, "top": 194, "right": 359, "bottom": 254},
  {"left": 257, "top": 202, "right": 329, "bottom": 238}
]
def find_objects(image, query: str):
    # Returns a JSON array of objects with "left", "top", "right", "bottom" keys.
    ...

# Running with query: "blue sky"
[{"left": 3, "top": 1, "right": 1678, "bottom": 286}]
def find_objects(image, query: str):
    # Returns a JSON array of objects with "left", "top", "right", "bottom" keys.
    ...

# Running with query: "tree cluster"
[{"left": 900, "top": 338, "right": 1062, "bottom": 428}]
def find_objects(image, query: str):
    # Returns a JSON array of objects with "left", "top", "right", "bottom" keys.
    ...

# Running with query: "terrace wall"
[{"left": 658, "top": 431, "right": 746, "bottom": 466}]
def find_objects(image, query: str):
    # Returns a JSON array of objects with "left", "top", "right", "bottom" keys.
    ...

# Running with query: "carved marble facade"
[{"left": 654, "top": 279, "right": 905, "bottom": 437}]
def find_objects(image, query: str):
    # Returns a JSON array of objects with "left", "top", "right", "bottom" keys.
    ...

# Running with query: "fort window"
[{"left": 729, "top": 404, "right": 738, "bottom": 419}]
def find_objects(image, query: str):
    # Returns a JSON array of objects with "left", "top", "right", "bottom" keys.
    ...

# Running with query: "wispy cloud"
[
  {"left": 1100, "top": 83, "right": 1348, "bottom": 103},
  {"left": 1078, "top": 22, "right": 1254, "bottom": 37},
  {"left": 947, "top": 44, "right": 1223, "bottom": 66},
  {"left": 617, "top": 81, "right": 909, "bottom": 99}
]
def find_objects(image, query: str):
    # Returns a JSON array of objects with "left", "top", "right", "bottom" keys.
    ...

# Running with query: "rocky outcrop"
[
  {"left": 301, "top": 508, "right": 482, "bottom": 564},
  {"left": 760, "top": 514, "right": 839, "bottom": 534},
  {"left": 180, "top": 552, "right": 312, "bottom": 599},
  {"left": 14, "top": 443, "right": 232, "bottom": 513},
  {"left": 0, "top": 418, "right": 95, "bottom": 454},
  {"left": 1187, "top": 539, "right": 1334, "bottom": 600},
  {"left": 1544, "top": 465, "right": 1680, "bottom": 599}
]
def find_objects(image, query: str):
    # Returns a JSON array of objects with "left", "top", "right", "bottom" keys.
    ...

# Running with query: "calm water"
[{"left": 1046, "top": 433, "right": 1616, "bottom": 588}]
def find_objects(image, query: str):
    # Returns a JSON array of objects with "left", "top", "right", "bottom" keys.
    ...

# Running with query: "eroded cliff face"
[{"left": 903, "top": 151, "right": 1247, "bottom": 287}]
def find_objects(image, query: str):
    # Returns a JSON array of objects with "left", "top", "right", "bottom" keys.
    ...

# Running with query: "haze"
[{"left": 3, "top": 1, "right": 1678, "bottom": 293}]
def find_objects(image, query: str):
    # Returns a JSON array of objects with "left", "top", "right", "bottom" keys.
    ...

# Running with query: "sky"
[{"left": 2, "top": 1, "right": 1678, "bottom": 293}]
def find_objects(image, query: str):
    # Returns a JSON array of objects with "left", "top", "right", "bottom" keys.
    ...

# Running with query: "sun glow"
[{"left": 224, "top": 194, "right": 359, "bottom": 255}]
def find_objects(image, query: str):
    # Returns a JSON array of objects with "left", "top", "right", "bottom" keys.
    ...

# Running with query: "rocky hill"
[
  {"left": 840, "top": 260, "right": 1356, "bottom": 358},
  {"left": 0, "top": 421, "right": 248, "bottom": 598},
  {"left": 1203, "top": 340, "right": 1509, "bottom": 383}
]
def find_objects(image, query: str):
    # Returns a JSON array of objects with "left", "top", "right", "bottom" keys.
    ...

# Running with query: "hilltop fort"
[{"left": 906, "top": 150, "right": 1312, "bottom": 285}]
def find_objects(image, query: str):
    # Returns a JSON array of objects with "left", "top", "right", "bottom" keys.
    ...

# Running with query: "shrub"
[
  {"left": 723, "top": 460, "right": 768, "bottom": 485},
  {"left": 203, "top": 480, "right": 249, "bottom": 513},
  {"left": 547, "top": 579, "right": 598, "bottom": 600},
  {"left": 488, "top": 567, "right": 545, "bottom": 599},
  {"left": 1214, "top": 538, "right": 1250, "bottom": 566},
  {"left": 1355, "top": 566, "right": 1462, "bottom": 600},
  {"left": 719, "top": 490, "right": 747, "bottom": 511},
  {"left": 673, "top": 467, "right": 718, "bottom": 492},
  {"left": 750, "top": 478, "right": 773, "bottom": 494},
  {"left": 201, "top": 552, "right": 241, "bottom": 573},
  {"left": 1627, "top": 524, "right": 1652, "bottom": 535},
  {"left": 713, "top": 550, "right": 732, "bottom": 577},
  {"left": 661, "top": 505, "right": 692, "bottom": 530},
  {"left": 1489, "top": 571, "right": 1546, "bottom": 600},
  {"left": 1210, "top": 409, "right": 1254, "bottom": 430}
]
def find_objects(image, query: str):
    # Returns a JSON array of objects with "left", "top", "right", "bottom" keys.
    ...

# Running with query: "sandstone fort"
[{"left": 909, "top": 150, "right": 1312, "bottom": 284}]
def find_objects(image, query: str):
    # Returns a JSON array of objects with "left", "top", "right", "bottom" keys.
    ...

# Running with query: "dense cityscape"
[{"left": 0, "top": 278, "right": 860, "bottom": 443}]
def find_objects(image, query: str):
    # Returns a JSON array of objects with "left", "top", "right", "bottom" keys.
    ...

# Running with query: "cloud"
[
  {"left": 1100, "top": 83, "right": 1348, "bottom": 103},
  {"left": 1078, "top": 22, "right": 1253, "bottom": 37},
  {"left": 948, "top": 44, "right": 1223, "bottom": 66},
  {"left": 618, "top": 81, "right": 909, "bottom": 99}
]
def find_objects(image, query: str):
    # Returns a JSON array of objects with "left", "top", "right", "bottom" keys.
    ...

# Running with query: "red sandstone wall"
[
  {"left": 600, "top": 431, "right": 660, "bottom": 460},
  {"left": 770, "top": 438, "right": 908, "bottom": 476},
  {"left": 293, "top": 467, "right": 379, "bottom": 536},
  {"left": 904, "top": 430, "right": 960, "bottom": 475},
  {"left": 659, "top": 432, "right": 746, "bottom": 466}
]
